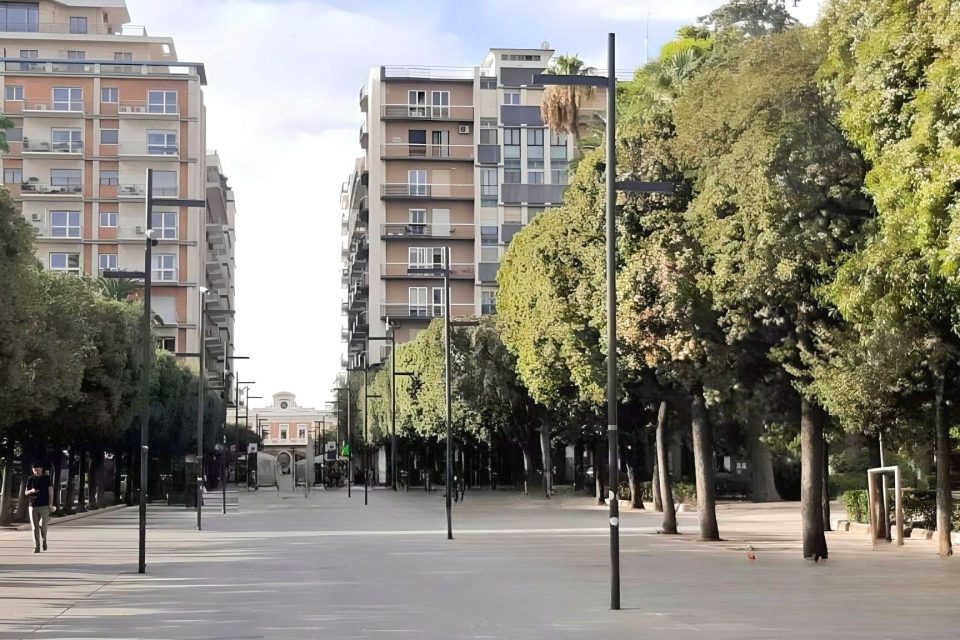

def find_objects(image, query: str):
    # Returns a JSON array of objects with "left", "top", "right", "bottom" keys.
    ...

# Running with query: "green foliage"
[{"left": 841, "top": 490, "right": 869, "bottom": 523}]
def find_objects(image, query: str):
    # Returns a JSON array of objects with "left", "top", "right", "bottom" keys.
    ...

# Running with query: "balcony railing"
[
  {"left": 118, "top": 144, "right": 180, "bottom": 157},
  {"left": 263, "top": 437, "right": 308, "bottom": 447},
  {"left": 381, "top": 223, "right": 474, "bottom": 239},
  {"left": 380, "top": 303, "right": 475, "bottom": 320},
  {"left": 382, "top": 66, "right": 474, "bottom": 80},
  {"left": 2, "top": 59, "right": 203, "bottom": 82},
  {"left": 381, "top": 263, "right": 475, "bottom": 279},
  {"left": 381, "top": 104, "right": 474, "bottom": 120},
  {"left": 118, "top": 184, "right": 179, "bottom": 197},
  {"left": 1, "top": 23, "right": 147, "bottom": 35},
  {"left": 381, "top": 143, "right": 474, "bottom": 160},
  {"left": 381, "top": 183, "right": 473, "bottom": 199},
  {"left": 22, "top": 101, "right": 84, "bottom": 113},
  {"left": 117, "top": 101, "right": 180, "bottom": 116},
  {"left": 20, "top": 182, "right": 82, "bottom": 195},
  {"left": 22, "top": 139, "right": 83, "bottom": 154}
]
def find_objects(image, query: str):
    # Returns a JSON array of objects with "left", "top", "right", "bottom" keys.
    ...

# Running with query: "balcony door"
[
  {"left": 408, "top": 169, "right": 427, "bottom": 196},
  {"left": 431, "top": 130, "right": 449, "bottom": 158},
  {"left": 408, "top": 90, "right": 426, "bottom": 117},
  {"left": 408, "top": 129, "right": 426, "bottom": 157},
  {"left": 409, "top": 208, "right": 426, "bottom": 236},
  {"left": 432, "top": 287, "right": 445, "bottom": 317},
  {"left": 409, "top": 287, "right": 427, "bottom": 317},
  {"left": 431, "top": 91, "right": 449, "bottom": 119}
]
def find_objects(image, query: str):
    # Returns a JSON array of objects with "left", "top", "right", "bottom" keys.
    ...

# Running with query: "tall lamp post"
[
  {"left": 333, "top": 383, "right": 352, "bottom": 497},
  {"left": 367, "top": 334, "right": 398, "bottom": 491},
  {"left": 534, "top": 33, "right": 675, "bottom": 610},
  {"left": 219, "top": 356, "right": 250, "bottom": 513},
  {"left": 245, "top": 394, "right": 262, "bottom": 487}
]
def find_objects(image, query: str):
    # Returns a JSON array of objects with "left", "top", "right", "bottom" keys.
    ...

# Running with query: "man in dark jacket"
[{"left": 25, "top": 461, "right": 54, "bottom": 553}]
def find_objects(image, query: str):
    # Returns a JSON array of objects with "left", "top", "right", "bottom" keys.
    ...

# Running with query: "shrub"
[
  {"left": 841, "top": 490, "right": 869, "bottom": 523},
  {"left": 829, "top": 472, "right": 867, "bottom": 498},
  {"left": 640, "top": 481, "right": 653, "bottom": 502},
  {"left": 672, "top": 482, "right": 697, "bottom": 505}
]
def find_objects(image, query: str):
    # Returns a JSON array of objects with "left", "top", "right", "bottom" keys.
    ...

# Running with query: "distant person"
[
  {"left": 456, "top": 473, "right": 466, "bottom": 504},
  {"left": 25, "top": 461, "right": 54, "bottom": 553}
]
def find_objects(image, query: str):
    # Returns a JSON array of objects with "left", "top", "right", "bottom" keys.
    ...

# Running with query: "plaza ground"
[{"left": 1, "top": 487, "right": 959, "bottom": 639}]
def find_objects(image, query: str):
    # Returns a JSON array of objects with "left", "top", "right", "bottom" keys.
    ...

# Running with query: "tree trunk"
[
  {"left": 64, "top": 446, "right": 76, "bottom": 514},
  {"left": 822, "top": 436, "right": 832, "bottom": 532},
  {"left": 13, "top": 450, "right": 29, "bottom": 522},
  {"left": 592, "top": 441, "right": 605, "bottom": 505},
  {"left": 539, "top": 424, "right": 552, "bottom": 499},
  {"left": 651, "top": 459, "right": 663, "bottom": 512},
  {"left": 113, "top": 452, "right": 123, "bottom": 505},
  {"left": 573, "top": 439, "right": 584, "bottom": 491},
  {"left": 0, "top": 457, "right": 12, "bottom": 526},
  {"left": 77, "top": 446, "right": 87, "bottom": 512},
  {"left": 748, "top": 408, "right": 781, "bottom": 502},
  {"left": 52, "top": 450, "right": 62, "bottom": 511},
  {"left": 125, "top": 447, "right": 135, "bottom": 506},
  {"left": 626, "top": 463, "right": 642, "bottom": 509},
  {"left": 691, "top": 387, "right": 719, "bottom": 541},
  {"left": 934, "top": 361, "right": 953, "bottom": 557},
  {"left": 519, "top": 441, "right": 533, "bottom": 496},
  {"left": 656, "top": 400, "right": 677, "bottom": 534},
  {"left": 800, "top": 396, "right": 829, "bottom": 560}
]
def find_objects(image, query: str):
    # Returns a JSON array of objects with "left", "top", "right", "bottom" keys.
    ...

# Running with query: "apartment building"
[
  {"left": 0, "top": 1, "right": 236, "bottom": 389},
  {"left": 342, "top": 45, "right": 603, "bottom": 365}
]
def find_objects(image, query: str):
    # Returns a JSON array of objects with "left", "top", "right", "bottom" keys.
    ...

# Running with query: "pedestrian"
[
  {"left": 25, "top": 461, "right": 54, "bottom": 553},
  {"left": 456, "top": 473, "right": 466, "bottom": 503}
]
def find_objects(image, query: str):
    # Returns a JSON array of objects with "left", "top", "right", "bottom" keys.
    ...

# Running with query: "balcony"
[
  {"left": 1, "top": 23, "right": 147, "bottom": 36},
  {"left": 380, "top": 303, "right": 475, "bottom": 320},
  {"left": 381, "top": 223, "right": 474, "bottom": 239},
  {"left": 359, "top": 122, "right": 368, "bottom": 149},
  {"left": 118, "top": 184, "right": 179, "bottom": 198},
  {"left": 359, "top": 84, "right": 368, "bottom": 112},
  {"left": 2, "top": 59, "right": 206, "bottom": 84},
  {"left": 263, "top": 437, "right": 308, "bottom": 447},
  {"left": 382, "top": 66, "right": 474, "bottom": 81},
  {"left": 21, "top": 138, "right": 83, "bottom": 156},
  {"left": 381, "top": 104, "right": 474, "bottom": 121},
  {"left": 22, "top": 102, "right": 84, "bottom": 116},
  {"left": 381, "top": 183, "right": 473, "bottom": 200},
  {"left": 118, "top": 144, "right": 180, "bottom": 159},
  {"left": 381, "top": 263, "right": 475, "bottom": 279},
  {"left": 381, "top": 143, "right": 474, "bottom": 161},
  {"left": 117, "top": 102, "right": 180, "bottom": 118},
  {"left": 20, "top": 182, "right": 82, "bottom": 196}
]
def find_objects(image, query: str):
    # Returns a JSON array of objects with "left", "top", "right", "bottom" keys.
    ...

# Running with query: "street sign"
[{"left": 247, "top": 443, "right": 257, "bottom": 454}]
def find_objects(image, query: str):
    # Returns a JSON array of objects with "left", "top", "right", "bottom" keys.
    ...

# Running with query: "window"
[
  {"left": 147, "top": 130, "right": 177, "bottom": 155},
  {"left": 409, "top": 208, "right": 426, "bottom": 235},
  {"left": 431, "top": 130, "right": 449, "bottom": 157},
  {"left": 52, "top": 87, "right": 83, "bottom": 111},
  {"left": 527, "top": 128, "right": 544, "bottom": 170},
  {"left": 408, "top": 129, "right": 426, "bottom": 156},
  {"left": 51, "top": 169, "right": 81, "bottom": 187},
  {"left": 481, "top": 168, "right": 498, "bottom": 207},
  {"left": 480, "top": 77, "right": 497, "bottom": 90},
  {"left": 298, "top": 426, "right": 307, "bottom": 440},
  {"left": 481, "top": 226, "right": 498, "bottom": 246},
  {"left": 65, "top": 50, "right": 86, "bottom": 71},
  {"left": 147, "top": 91, "right": 177, "bottom": 114},
  {"left": 432, "top": 287, "right": 445, "bottom": 316},
  {"left": 431, "top": 90, "right": 449, "bottom": 118},
  {"left": 151, "top": 254, "right": 177, "bottom": 282},
  {"left": 479, "top": 118, "right": 498, "bottom": 145},
  {"left": 50, "top": 211, "right": 81, "bottom": 238},
  {"left": 4, "top": 85, "right": 23, "bottom": 101},
  {"left": 408, "top": 246, "right": 444, "bottom": 270},
  {"left": 101, "top": 87, "right": 119, "bottom": 103},
  {"left": 100, "top": 170, "right": 119, "bottom": 186},
  {"left": 100, "top": 129, "right": 118, "bottom": 145},
  {"left": 69, "top": 16, "right": 87, "bottom": 33},
  {"left": 261, "top": 427, "right": 270, "bottom": 440},
  {"left": 99, "top": 253, "right": 117, "bottom": 273},
  {"left": 19, "top": 49, "right": 37, "bottom": 58},
  {"left": 407, "top": 90, "right": 426, "bottom": 117},
  {"left": 1, "top": 3, "right": 40, "bottom": 32},
  {"left": 99, "top": 211, "right": 118, "bottom": 227},
  {"left": 152, "top": 170, "right": 177, "bottom": 196},
  {"left": 157, "top": 337, "right": 176, "bottom": 353},
  {"left": 52, "top": 128, "right": 82, "bottom": 152},
  {"left": 528, "top": 170, "right": 544, "bottom": 184},
  {"left": 551, "top": 165, "right": 569, "bottom": 184},
  {"left": 49, "top": 253, "right": 80, "bottom": 275},
  {"left": 408, "top": 169, "right": 427, "bottom": 196},
  {"left": 482, "top": 290, "right": 497, "bottom": 315},
  {"left": 114, "top": 52, "right": 132, "bottom": 61},
  {"left": 113, "top": 52, "right": 133, "bottom": 72},
  {"left": 503, "top": 90, "right": 521, "bottom": 105},
  {"left": 152, "top": 212, "right": 177, "bottom": 239},
  {"left": 501, "top": 54, "right": 541, "bottom": 61},
  {"left": 409, "top": 287, "right": 427, "bottom": 317},
  {"left": 528, "top": 207, "right": 544, "bottom": 221},
  {"left": 3, "top": 168, "right": 22, "bottom": 184},
  {"left": 280, "top": 425, "right": 289, "bottom": 440},
  {"left": 6, "top": 127, "right": 21, "bottom": 142}
]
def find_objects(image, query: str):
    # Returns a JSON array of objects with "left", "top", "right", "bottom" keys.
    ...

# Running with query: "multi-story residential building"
[
  {"left": 0, "top": 1, "right": 236, "bottom": 389},
  {"left": 342, "top": 45, "right": 603, "bottom": 366}
]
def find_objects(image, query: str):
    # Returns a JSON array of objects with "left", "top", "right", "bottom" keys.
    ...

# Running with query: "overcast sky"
[{"left": 125, "top": 0, "right": 821, "bottom": 411}]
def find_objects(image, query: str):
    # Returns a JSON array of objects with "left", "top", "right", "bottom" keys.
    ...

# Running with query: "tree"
[
  {"left": 540, "top": 55, "right": 597, "bottom": 156},
  {"left": 819, "top": 0, "right": 960, "bottom": 557},
  {"left": 699, "top": 0, "right": 799, "bottom": 38},
  {"left": 673, "top": 27, "right": 872, "bottom": 558},
  {"left": 98, "top": 277, "right": 140, "bottom": 301}
]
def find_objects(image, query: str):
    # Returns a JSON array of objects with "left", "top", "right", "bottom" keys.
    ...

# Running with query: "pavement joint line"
[
  {"left": 3, "top": 504, "right": 128, "bottom": 531},
  {"left": 24, "top": 569, "right": 124, "bottom": 637}
]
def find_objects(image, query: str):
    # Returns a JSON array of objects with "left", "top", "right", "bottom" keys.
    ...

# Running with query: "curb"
[{"left": 9, "top": 504, "right": 128, "bottom": 531}]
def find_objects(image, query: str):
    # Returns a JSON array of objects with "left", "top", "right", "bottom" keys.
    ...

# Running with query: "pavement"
[{"left": 1, "top": 486, "right": 959, "bottom": 639}]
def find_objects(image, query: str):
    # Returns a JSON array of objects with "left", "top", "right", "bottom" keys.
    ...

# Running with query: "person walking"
[{"left": 25, "top": 461, "right": 54, "bottom": 553}]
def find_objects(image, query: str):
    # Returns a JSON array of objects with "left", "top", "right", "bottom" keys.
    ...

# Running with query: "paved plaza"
[{"left": 1, "top": 488, "right": 959, "bottom": 639}]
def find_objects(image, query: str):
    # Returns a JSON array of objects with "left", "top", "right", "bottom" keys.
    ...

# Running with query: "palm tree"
[
  {"left": 540, "top": 54, "right": 597, "bottom": 159},
  {"left": 98, "top": 277, "right": 139, "bottom": 301}
]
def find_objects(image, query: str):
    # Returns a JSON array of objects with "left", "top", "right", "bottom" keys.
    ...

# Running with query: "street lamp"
[
  {"left": 333, "top": 383, "right": 353, "bottom": 498},
  {"left": 245, "top": 394, "right": 262, "bottom": 488},
  {"left": 534, "top": 34, "right": 675, "bottom": 610},
  {"left": 367, "top": 333, "right": 399, "bottom": 491}
]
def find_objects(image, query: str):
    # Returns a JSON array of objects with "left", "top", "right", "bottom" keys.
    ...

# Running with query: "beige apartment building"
[
  {"left": 0, "top": 0, "right": 237, "bottom": 390},
  {"left": 342, "top": 46, "right": 602, "bottom": 365}
]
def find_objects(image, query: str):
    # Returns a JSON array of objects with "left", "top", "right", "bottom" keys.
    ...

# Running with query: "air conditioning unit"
[
  {"left": 34, "top": 104, "right": 47, "bottom": 111},
  {"left": 31, "top": 213, "right": 42, "bottom": 222},
  {"left": 134, "top": 106, "right": 147, "bottom": 113},
  {"left": 458, "top": 124, "right": 471, "bottom": 134}
]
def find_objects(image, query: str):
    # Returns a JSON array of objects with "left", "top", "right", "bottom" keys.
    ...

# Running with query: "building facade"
[
  {"left": 250, "top": 392, "right": 337, "bottom": 485},
  {"left": 342, "top": 45, "right": 603, "bottom": 366},
  {"left": 0, "top": 0, "right": 237, "bottom": 390}
]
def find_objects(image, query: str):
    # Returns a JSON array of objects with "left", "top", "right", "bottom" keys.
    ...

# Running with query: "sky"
[{"left": 125, "top": 0, "right": 822, "bottom": 411}]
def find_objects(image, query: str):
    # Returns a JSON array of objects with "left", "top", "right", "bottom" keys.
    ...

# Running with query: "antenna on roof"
[{"left": 541, "top": 41, "right": 550, "bottom": 49}]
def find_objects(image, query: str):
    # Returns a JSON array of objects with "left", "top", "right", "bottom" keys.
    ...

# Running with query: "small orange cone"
[{"left": 747, "top": 552, "right": 757, "bottom": 561}]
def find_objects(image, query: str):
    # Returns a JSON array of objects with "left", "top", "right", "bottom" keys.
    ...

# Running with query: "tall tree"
[{"left": 540, "top": 55, "right": 597, "bottom": 156}]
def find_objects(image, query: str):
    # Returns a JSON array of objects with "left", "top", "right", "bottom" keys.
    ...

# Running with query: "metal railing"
[
  {"left": 118, "top": 184, "right": 179, "bottom": 197},
  {"left": 381, "top": 223, "right": 474, "bottom": 238},
  {"left": 22, "top": 101, "right": 84, "bottom": 113},
  {"left": 382, "top": 104, "right": 474, "bottom": 120},
  {"left": 119, "top": 144, "right": 180, "bottom": 157},
  {"left": 3, "top": 59, "right": 201, "bottom": 80},
  {"left": 381, "top": 263, "right": 475, "bottom": 279},
  {"left": 381, "top": 183, "right": 473, "bottom": 199},
  {"left": 116, "top": 101, "right": 180, "bottom": 116},
  {"left": 382, "top": 66, "right": 474, "bottom": 80},
  {"left": 1, "top": 23, "right": 146, "bottom": 35},
  {"left": 22, "top": 139, "right": 83, "bottom": 153},
  {"left": 20, "top": 182, "right": 81, "bottom": 194},
  {"left": 381, "top": 143, "right": 474, "bottom": 160},
  {"left": 380, "top": 303, "right": 474, "bottom": 319}
]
